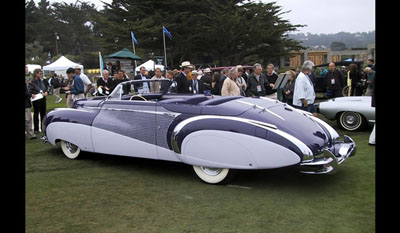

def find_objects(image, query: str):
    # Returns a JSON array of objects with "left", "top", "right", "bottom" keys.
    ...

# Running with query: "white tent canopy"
[
  {"left": 135, "top": 59, "right": 164, "bottom": 74},
  {"left": 26, "top": 64, "right": 42, "bottom": 74},
  {"left": 43, "top": 56, "right": 83, "bottom": 77}
]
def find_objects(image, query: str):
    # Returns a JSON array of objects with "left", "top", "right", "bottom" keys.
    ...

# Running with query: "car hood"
[{"left": 232, "top": 98, "right": 329, "bottom": 155}]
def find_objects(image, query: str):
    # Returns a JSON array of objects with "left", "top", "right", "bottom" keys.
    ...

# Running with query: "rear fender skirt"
[
  {"left": 170, "top": 115, "right": 312, "bottom": 161},
  {"left": 180, "top": 130, "right": 301, "bottom": 169}
]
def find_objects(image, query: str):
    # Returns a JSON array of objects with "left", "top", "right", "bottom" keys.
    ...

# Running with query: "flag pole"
[
  {"left": 163, "top": 28, "right": 167, "bottom": 68},
  {"left": 99, "top": 52, "right": 104, "bottom": 79},
  {"left": 131, "top": 37, "right": 137, "bottom": 73}
]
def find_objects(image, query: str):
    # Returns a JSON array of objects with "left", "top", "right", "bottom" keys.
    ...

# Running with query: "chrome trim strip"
[
  {"left": 171, "top": 115, "right": 312, "bottom": 156},
  {"left": 54, "top": 107, "right": 94, "bottom": 113},
  {"left": 259, "top": 96, "right": 280, "bottom": 103},
  {"left": 280, "top": 103, "right": 313, "bottom": 117},
  {"left": 87, "top": 106, "right": 181, "bottom": 117},
  {"left": 86, "top": 106, "right": 102, "bottom": 110},
  {"left": 303, "top": 157, "right": 335, "bottom": 166},
  {"left": 236, "top": 100, "right": 285, "bottom": 121}
]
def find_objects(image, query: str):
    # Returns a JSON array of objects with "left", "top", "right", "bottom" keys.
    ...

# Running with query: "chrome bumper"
[
  {"left": 40, "top": 135, "right": 48, "bottom": 144},
  {"left": 299, "top": 135, "right": 356, "bottom": 174}
]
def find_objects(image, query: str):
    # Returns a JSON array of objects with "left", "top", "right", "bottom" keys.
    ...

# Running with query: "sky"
[
  {"left": 267, "top": 0, "right": 375, "bottom": 34},
  {"left": 33, "top": 0, "right": 375, "bottom": 35}
]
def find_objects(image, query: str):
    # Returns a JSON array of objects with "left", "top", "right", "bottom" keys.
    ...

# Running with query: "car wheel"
[
  {"left": 60, "top": 140, "right": 81, "bottom": 159},
  {"left": 338, "top": 112, "right": 365, "bottom": 131},
  {"left": 192, "top": 166, "right": 236, "bottom": 184}
]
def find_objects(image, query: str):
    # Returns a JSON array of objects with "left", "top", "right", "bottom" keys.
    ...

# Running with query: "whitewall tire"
[
  {"left": 192, "top": 166, "right": 234, "bottom": 184},
  {"left": 60, "top": 140, "right": 81, "bottom": 159},
  {"left": 338, "top": 112, "right": 365, "bottom": 131}
]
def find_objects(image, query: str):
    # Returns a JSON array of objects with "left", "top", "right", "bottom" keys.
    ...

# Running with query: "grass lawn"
[{"left": 26, "top": 95, "right": 375, "bottom": 233}]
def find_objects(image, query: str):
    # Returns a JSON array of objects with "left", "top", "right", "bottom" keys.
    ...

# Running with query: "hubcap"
[
  {"left": 345, "top": 115, "right": 356, "bottom": 125},
  {"left": 65, "top": 142, "right": 78, "bottom": 153},
  {"left": 200, "top": 167, "right": 223, "bottom": 176},
  {"left": 342, "top": 112, "right": 361, "bottom": 130}
]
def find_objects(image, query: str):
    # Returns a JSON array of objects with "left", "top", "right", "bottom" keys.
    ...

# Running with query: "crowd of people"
[
  {"left": 25, "top": 59, "right": 376, "bottom": 142},
  {"left": 318, "top": 59, "right": 376, "bottom": 98},
  {"left": 25, "top": 65, "right": 92, "bottom": 139}
]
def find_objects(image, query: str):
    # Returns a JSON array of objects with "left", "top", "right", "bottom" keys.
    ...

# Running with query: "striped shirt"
[{"left": 293, "top": 72, "right": 315, "bottom": 107}]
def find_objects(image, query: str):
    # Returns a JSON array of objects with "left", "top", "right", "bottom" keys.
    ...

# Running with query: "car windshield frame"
[{"left": 107, "top": 79, "right": 176, "bottom": 100}]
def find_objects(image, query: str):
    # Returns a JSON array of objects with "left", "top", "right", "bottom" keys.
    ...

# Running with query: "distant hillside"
[{"left": 289, "top": 31, "right": 375, "bottom": 49}]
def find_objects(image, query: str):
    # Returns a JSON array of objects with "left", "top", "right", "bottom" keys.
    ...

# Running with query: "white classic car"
[{"left": 316, "top": 96, "right": 375, "bottom": 131}]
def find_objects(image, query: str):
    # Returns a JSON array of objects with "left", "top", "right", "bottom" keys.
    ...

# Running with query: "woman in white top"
[
  {"left": 150, "top": 67, "right": 165, "bottom": 93},
  {"left": 236, "top": 66, "right": 247, "bottom": 96}
]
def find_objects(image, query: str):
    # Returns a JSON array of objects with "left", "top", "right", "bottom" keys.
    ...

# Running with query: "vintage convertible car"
[
  {"left": 43, "top": 79, "right": 356, "bottom": 184},
  {"left": 316, "top": 96, "right": 375, "bottom": 131}
]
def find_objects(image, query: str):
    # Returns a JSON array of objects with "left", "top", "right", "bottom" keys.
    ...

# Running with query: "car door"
[
  {"left": 91, "top": 99, "right": 158, "bottom": 160},
  {"left": 154, "top": 104, "right": 181, "bottom": 162}
]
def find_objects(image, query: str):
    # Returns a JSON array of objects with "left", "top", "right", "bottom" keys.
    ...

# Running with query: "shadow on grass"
[{"left": 61, "top": 149, "right": 352, "bottom": 191}]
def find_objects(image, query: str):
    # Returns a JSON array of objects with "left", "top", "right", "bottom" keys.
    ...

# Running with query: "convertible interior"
[
  {"left": 122, "top": 92, "right": 243, "bottom": 106},
  {"left": 112, "top": 79, "right": 244, "bottom": 106}
]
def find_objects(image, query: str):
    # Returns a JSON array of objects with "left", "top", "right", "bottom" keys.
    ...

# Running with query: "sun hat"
[
  {"left": 191, "top": 70, "right": 200, "bottom": 75},
  {"left": 203, "top": 68, "right": 211, "bottom": 73},
  {"left": 180, "top": 61, "right": 194, "bottom": 69}
]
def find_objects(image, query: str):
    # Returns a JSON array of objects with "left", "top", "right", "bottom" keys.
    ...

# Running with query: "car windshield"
[{"left": 108, "top": 79, "right": 177, "bottom": 100}]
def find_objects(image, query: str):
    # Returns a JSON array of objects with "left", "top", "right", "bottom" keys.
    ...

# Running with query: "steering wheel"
[{"left": 130, "top": 94, "right": 148, "bottom": 101}]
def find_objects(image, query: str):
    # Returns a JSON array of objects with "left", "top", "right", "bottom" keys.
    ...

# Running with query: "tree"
[
  {"left": 51, "top": 1, "right": 99, "bottom": 55},
  {"left": 25, "top": 0, "right": 305, "bottom": 68},
  {"left": 25, "top": 0, "right": 100, "bottom": 65},
  {"left": 94, "top": 0, "right": 305, "bottom": 67},
  {"left": 330, "top": 41, "right": 347, "bottom": 51},
  {"left": 25, "top": 0, "right": 55, "bottom": 63}
]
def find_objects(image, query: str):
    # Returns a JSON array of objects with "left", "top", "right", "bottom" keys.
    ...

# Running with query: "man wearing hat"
[
  {"left": 175, "top": 61, "right": 193, "bottom": 93},
  {"left": 201, "top": 68, "right": 212, "bottom": 94},
  {"left": 189, "top": 70, "right": 203, "bottom": 94}
]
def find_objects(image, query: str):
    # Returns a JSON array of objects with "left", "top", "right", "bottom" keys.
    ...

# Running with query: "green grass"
[{"left": 26, "top": 95, "right": 375, "bottom": 233}]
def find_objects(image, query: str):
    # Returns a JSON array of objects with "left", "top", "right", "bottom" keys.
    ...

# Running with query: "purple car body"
[{"left": 43, "top": 80, "right": 356, "bottom": 184}]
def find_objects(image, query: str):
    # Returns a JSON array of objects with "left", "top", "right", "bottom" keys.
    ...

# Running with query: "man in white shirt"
[{"left": 293, "top": 60, "right": 317, "bottom": 116}]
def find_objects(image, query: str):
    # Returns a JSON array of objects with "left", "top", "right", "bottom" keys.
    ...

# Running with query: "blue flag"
[
  {"left": 163, "top": 26, "right": 172, "bottom": 40},
  {"left": 131, "top": 31, "right": 138, "bottom": 44},
  {"left": 99, "top": 52, "right": 104, "bottom": 77}
]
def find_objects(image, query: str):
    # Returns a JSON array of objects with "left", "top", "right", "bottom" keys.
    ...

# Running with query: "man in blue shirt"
[{"left": 63, "top": 67, "right": 85, "bottom": 107}]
